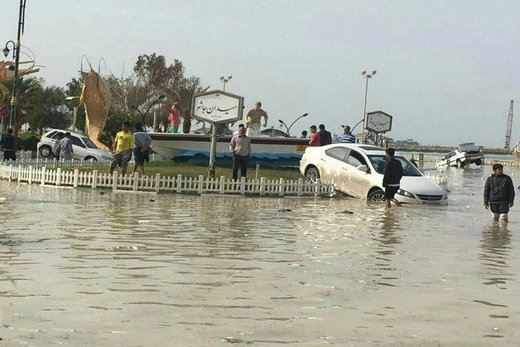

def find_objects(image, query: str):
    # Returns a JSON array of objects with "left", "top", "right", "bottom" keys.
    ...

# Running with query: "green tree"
[
  {"left": 132, "top": 53, "right": 208, "bottom": 132},
  {"left": 28, "top": 85, "right": 71, "bottom": 133}
]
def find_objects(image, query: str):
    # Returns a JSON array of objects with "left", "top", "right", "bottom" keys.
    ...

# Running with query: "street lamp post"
[
  {"left": 361, "top": 70, "right": 376, "bottom": 131},
  {"left": 4, "top": 0, "right": 27, "bottom": 130},
  {"left": 65, "top": 96, "right": 81, "bottom": 132},
  {"left": 277, "top": 113, "right": 309, "bottom": 137},
  {"left": 220, "top": 75, "right": 232, "bottom": 91}
]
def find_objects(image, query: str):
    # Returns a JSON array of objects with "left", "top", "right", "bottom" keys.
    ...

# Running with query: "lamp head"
[
  {"left": 372, "top": 70, "right": 377, "bottom": 75},
  {"left": 361, "top": 70, "right": 367, "bottom": 76},
  {"left": 2, "top": 47, "right": 9, "bottom": 58},
  {"left": 278, "top": 119, "right": 284, "bottom": 124},
  {"left": 302, "top": 113, "right": 309, "bottom": 117}
]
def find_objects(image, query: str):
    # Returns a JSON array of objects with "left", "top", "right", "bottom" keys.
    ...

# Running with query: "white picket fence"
[
  {"left": 0, "top": 164, "right": 335, "bottom": 197},
  {"left": 1, "top": 158, "right": 112, "bottom": 168}
]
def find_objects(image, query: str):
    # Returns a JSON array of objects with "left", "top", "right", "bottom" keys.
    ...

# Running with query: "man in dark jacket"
[
  {"left": 484, "top": 163, "right": 515, "bottom": 222},
  {"left": 1, "top": 128, "right": 16, "bottom": 161},
  {"left": 318, "top": 124, "right": 332, "bottom": 146},
  {"left": 382, "top": 148, "right": 403, "bottom": 208}
]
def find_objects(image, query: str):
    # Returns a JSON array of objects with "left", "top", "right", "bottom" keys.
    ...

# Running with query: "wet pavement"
[{"left": 0, "top": 164, "right": 519, "bottom": 346}]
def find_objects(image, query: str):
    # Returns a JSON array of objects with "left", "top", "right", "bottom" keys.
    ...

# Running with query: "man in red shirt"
[{"left": 309, "top": 125, "right": 320, "bottom": 146}]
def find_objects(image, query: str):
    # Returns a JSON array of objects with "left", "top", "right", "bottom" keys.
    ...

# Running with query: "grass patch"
[{"left": 77, "top": 160, "right": 303, "bottom": 181}]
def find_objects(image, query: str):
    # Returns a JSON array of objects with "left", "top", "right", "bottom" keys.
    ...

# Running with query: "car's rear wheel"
[
  {"left": 475, "top": 159, "right": 482, "bottom": 166},
  {"left": 84, "top": 156, "right": 97, "bottom": 162},
  {"left": 368, "top": 188, "right": 385, "bottom": 202},
  {"left": 305, "top": 166, "right": 320, "bottom": 181},
  {"left": 39, "top": 145, "right": 52, "bottom": 158}
]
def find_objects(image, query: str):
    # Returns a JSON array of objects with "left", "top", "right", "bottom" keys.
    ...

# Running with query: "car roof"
[
  {"left": 43, "top": 129, "right": 87, "bottom": 138},
  {"left": 322, "top": 143, "right": 387, "bottom": 155}
]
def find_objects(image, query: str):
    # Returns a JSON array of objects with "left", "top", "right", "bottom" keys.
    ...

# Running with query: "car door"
[
  {"left": 322, "top": 146, "right": 350, "bottom": 184},
  {"left": 69, "top": 135, "right": 87, "bottom": 160},
  {"left": 335, "top": 149, "right": 372, "bottom": 197}
]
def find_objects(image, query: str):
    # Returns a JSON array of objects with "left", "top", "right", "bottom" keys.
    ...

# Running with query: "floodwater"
[{"left": 0, "top": 164, "right": 519, "bottom": 346}]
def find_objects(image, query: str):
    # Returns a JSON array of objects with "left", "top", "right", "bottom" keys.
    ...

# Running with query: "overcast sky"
[{"left": 3, "top": 0, "right": 519, "bottom": 147}]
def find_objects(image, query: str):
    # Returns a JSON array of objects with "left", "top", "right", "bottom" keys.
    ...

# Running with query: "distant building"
[{"left": 394, "top": 139, "right": 420, "bottom": 146}]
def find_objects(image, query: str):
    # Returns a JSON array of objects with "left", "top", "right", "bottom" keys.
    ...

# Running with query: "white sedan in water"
[{"left": 300, "top": 144, "right": 448, "bottom": 204}]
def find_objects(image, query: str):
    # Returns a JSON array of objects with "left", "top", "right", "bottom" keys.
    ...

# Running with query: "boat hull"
[{"left": 149, "top": 133, "right": 309, "bottom": 167}]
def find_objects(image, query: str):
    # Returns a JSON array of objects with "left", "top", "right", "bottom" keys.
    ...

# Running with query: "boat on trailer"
[{"left": 149, "top": 132, "right": 309, "bottom": 167}]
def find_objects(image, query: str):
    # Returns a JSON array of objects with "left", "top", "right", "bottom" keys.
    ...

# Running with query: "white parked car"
[
  {"left": 37, "top": 129, "right": 112, "bottom": 162},
  {"left": 437, "top": 142, "right": 483, "bottom": 168},
  {"left": 300, "top": 143, "right": 448, "bottom": 204}
]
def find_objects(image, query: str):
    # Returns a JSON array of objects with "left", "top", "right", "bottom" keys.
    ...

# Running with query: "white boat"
[{"left": 149, "top": 132, "right": 309, "bottom": 167}]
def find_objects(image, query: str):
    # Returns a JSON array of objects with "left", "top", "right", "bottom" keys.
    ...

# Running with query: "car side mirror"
[{"left": 356, "top": 164, "right": 368, "bottom": 172}]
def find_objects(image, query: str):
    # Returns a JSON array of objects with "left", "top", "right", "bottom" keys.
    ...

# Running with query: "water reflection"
[
  {"left": 369, "top": 209, "right": 403, "bottom": 287},
  {"left": 479, "top": 224, "right": 512, "bottom": 289}
]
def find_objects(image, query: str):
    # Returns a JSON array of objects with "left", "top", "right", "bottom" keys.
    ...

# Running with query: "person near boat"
[
  {"left": 132, "top": 122, "right": 153, "bottom": 175},
  {"left": 318, "top": 124, "right": 332, "bottom": 146},
  {"left": 168, "top": 102, "right": 181, "bottom": 133},
  {"left": 110, "top": 121, "right": 134, "bottom": 175},
  {"left": 484, "top": 163, "right": 515, "bottom": 222},
  {"left": 245, "top": 101, "right": 268, "bottom": 137},
  {"left": 309, "top": 125, "right": 320, "bottom": 146},
  {"left": 337, "top": 125, "right": 356, "bottom": 143},
  {"left": 230, "top": 126, "right": 251, "bottom": 180}
]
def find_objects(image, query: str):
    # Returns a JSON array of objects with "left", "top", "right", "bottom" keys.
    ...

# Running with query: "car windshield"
[
  {"left": 82, "top": 137, "right": 98, "bottom": 149},
  {"left": 368, "top": 155, "right": 423, "bottom": 176}
]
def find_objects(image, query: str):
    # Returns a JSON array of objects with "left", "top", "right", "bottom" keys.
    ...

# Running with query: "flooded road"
[{"left": 0, "top": 164, "right": 519, "bottom": 346}]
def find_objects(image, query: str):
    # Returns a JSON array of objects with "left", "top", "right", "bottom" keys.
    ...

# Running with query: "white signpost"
[
  {"left": 365, "top": 111, "right": 392, "bottom": 146},
  {"left": 365, "top": 111, "right": 392, "bottom": 133},
  {"left": 191, "top": 90, "right": 244, "bottom": 177}
]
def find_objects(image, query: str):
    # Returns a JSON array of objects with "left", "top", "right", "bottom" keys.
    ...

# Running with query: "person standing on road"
[
  {"left": 318, "top": 124, "right": 332, "bottom": 146},
  {"left": 132, "top": 122, "right": 153, "bottom": 176},
  {"left": 484, "top": 163, "right": 515, "bottom": 222},
  {"left": 110, "top": 121, "right": 135, "bottom": 175},
  {"left": 53, "top": 132, "right": 65, "bottom": 160},
  {"left": 58, "top": 132, "right": 74, "bottom": 160},
  {"left": 1, "top": 128, "right": 17, "bottom": 161},
  {"left": 309, "top": 125, "right": 320, "bottom": 146},
  {"left": 230, "top": 126, "right": 251, "bottom": 180},
  {"left": 382, "top": 148, "right": 403, "bottom": 208}
]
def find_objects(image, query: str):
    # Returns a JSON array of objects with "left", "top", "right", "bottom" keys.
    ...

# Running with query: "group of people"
[
  {"left": 109, "top": 121, "right": 152, "bottom": 176},
  {"left": 304, "top": 124, "right": 356, "bottom": 146}
]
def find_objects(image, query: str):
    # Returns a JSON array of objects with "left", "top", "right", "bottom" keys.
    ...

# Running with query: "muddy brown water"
[{"left": 0, "top": 164, "right": 519, "bottom": 346}]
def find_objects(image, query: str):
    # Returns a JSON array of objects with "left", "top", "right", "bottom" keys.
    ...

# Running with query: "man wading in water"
[
  {"left": 383, "top": 148, "right": 403, "bottom": 208},
  {"left": 484, "top": 163, "right": 515, "bottom": 223}
]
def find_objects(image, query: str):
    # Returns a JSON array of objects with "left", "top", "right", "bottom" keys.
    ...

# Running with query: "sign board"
[
  {"left": 192, "top": 90, "right": 244, "bottom": 124},
  {"left": 365, "top": 111, "right": 392, "bottom": 133}
]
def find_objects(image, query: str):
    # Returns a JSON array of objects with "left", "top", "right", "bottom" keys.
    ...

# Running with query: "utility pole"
[{"left": 504, "top": 100, "right": 514, "bottom": 149}]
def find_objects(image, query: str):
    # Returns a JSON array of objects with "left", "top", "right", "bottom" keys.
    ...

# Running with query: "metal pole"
[
  {"left": 208, "top": 126, "right": 218, "bottom": 178},
  {"left": 153, "top": 107, "right": 157, "bottom": 131},
  {"left": 362, "top": 76, "right": 369, "bottom": 131},
  {"left": 72, "top": 106, "right": 78, "bottom": 133},
  {"left": 10, "top": 0, "right": 25, "bottom": 130}
]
